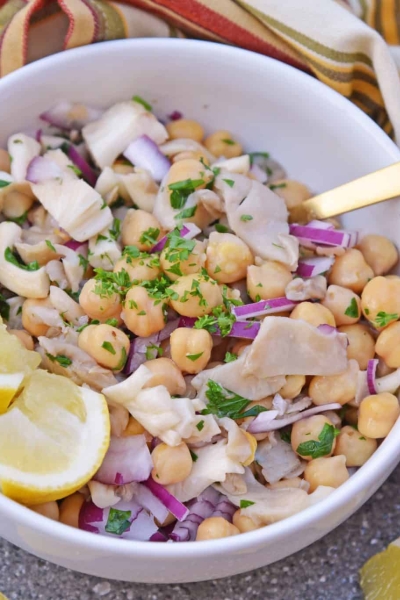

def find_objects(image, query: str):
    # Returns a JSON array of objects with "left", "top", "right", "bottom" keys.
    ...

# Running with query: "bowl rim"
[{"left": 1, "top": 36, "right": 400, "bottom": 558}]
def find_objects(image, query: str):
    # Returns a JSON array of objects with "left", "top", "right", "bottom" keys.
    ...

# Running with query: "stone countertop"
[{"left": 1, "top": 469, "right": 400, "bottom": 600}]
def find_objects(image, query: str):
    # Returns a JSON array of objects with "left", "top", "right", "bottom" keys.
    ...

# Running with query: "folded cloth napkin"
[{"left": 1, "top": 0, "right": 400, "bottom": 142}]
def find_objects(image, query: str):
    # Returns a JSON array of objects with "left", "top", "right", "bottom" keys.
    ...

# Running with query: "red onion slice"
[
  {"left": 135, "top": 484, "right": 169, "bottom": 524},
  {"left": 367, "top": 359, "right": 379, "bottom": 394},
  {"left": 143, "top": 477, "right": 189, "bottom": 522},
  {"left": 168, "top": 111, "right": 183, "bottom": 121},
  {"left": 290, "top": 224, "right": 358, "bottom": 248},
  {"left": 123, "top": 319, "right": 180, "bottom": 375},
  {"left": 247, "top": 403, "right": 342, "bottom": 434},
  {"left": 317, "top": 324, "right": 337, "bottom": 335},
  {"left": 64, "top": 239, "right": 87, "bottom": 252},
  {"left": 296, "top": 256, "right": 335, "bottom": 277},
  {"left": 212, "top": 498, "right": 236, "bottom": 521},
  {"left": 232, "top": 297, "right": 298, "bottom": 320},
  {"left": 94, "top": 435, "right": 152, "bottom": 485},
  {"left": 123, "top": 135, "right": 171, "bottom": 182},
  {"left": 67, "top": 144, "right": 97, "bottom": 186},
  {"left": 40, "top": 101, "right": 103, "bottom": 131},
  {"left": 170, "top": 487, "right": 221, "bottom": 542},
  {"left": 307, "top": 220, "right": 335, "bottom": 231},
  {"left": 178, "top": 317, "right": 260, "bottom": 340},
  {"left": 79, "top": 498, "right": 158, "bottom": 540},
  {"left": 152, "top": 223, "right": 201, "bottom": 253},
  {"left": 26, "top": 156, "right": 64, "bottom": 183}
]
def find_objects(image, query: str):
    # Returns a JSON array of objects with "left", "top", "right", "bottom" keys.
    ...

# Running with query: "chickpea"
[
  {"left": 204, "top": 130, "right": 242, "bottom": 158},
  {"left": 0, "top": 148, "right": 11, "bottom": 172},
  {"left": 338, "top": 324, "right": 375, "bottom": 370},
  {"left": 166, "top": 119, "right": 204, "bottom": 142},
  {"left": 151, "top": 442, "right": 192, "bottom": 485},
  {"left": 29, "top": 501, "right": 59, "bottom": 521},
  {"left": 267, "top": 477, "right": 305, "bottom": 490},
  {"left": 121, "top": 209, "right": 163, "bottom": 250},
  {"left": 123, "top": 286, "right": 165, "bottom": 337},
  {"left": 357, "top": 234, "right": 398, "bottom": 276},
  {"left": 143, "top": 357, "right": 187, "bottom": 395},
  {"left": 168, "top": 273, "right": 222, "bottom": 317},
  {"left": 8, "top": 329, "right": 34, "bottom": 351},
  {"left": 304, "top": 455, "right": 349, "bottom": 492},
  {"left": 172, "top": 150, "right": 209, "bottom": 164},
  {"left": 3, "top": 191, "right": 35, "bottom": 219},
  {"left": 361, "top": 276, "right": 400, "bottom": 328},
  {"left": 279, "top": 375, "right": 306, "bottom": 399},
  {"left": 79, "top": 279, "right": 122, "bottom": 322},
  {"left": 122, "top": 416, "right": 145, "bottom": 437},
  {"left": 375, "top": 322, "right": 400, "bottom": 368},
  {"left": 169, "top": 327, "right": 213, "bottom": 374},
  {"left": 59, "top": 493, "right": 85, "bottom": 528},
  {"left": 196, "top": 517, "right": 240, "bottom": 540},
  {"left": 328, "top": 249, "right": 374, "bottom": 294},
  {"left": 247, "top": 261, "right": 292, "bottom": 301},
  {"left": 272, "top": 179, "right": 312, "bottom": 209},
  {"left": 334, "top": 425, "right": 377, "bottom": 466},
  {"left": 309, "top": 360, "right": 358, "bottom": 406},
  {"left": 22, "top": 297, "right": 52, "bottom": 337},
  {"left": 231, "top": 339, "right": 252, "bottom": 357},
  {"left": 167, "top": 158, "right": 213, "bottom": 190},
  {"left": 205, "top": 232, "right": 253, "bottom": 283},
  {"left": 114, "top": 255, "right": 161, "bottom": 282},
  {"left": 232, "top": 510, "right": 259, "bottom": 533},
  {"left": 78, "top": 324, "right": 130, "bottom": 371},
  {"left": 290, "top": 301, "right": 336, "bottom": 328},
  {"left": 358, "top": 392, "right": 400, "bottom": 438},
  {"left": 321, "top": 285, "right": 361, "bottom": 326},
  {"left": 291, "top": 415, "right": 336, "bottom": 460},
  {"left": 160, "top": 240, "right": 206, "bottom": 282}
]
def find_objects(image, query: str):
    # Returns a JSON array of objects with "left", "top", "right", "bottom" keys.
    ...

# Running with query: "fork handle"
[{"left": 288, "top": 161, "right": 400, "bottom": 223}]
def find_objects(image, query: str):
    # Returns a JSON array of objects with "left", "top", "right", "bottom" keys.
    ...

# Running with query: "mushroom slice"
[
  {"left": 53, "top": 245, "right": 85, "bottom": 292},
  {"left": 82, "top": 101, "right": 168, "bottom": 169},
  {"left": 95, "top": 167, "right": 159, "bottom": 213},
  {"left": 0, "top": 222, "right": 50, "bottom": 299},
  {"left": 15, "top": 240, "right": 61, "bottom": 267},
  {"left": 8, "top": 134, "right": 41, "bottom": 182},
  {"left": 31, "top": 179, "right": 113, "bottom": 242},
  {"left": 49, "top": 286, "right": 86, "bottom": 326},
  {"left": 244, "top": 317, "right": 348, "bottom": 378}
]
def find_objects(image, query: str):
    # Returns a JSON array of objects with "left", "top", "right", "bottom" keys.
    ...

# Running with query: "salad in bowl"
[{"left": 0, "top": 96, "right": 399, "bottom": 544}]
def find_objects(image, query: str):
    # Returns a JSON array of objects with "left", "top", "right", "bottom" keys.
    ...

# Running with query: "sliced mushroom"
[
  {"left": 53, "top": 244, "right": 85, "bottom": 292},
  {"left": 15, "top": 240, "right": 61, "bottom": 267},
  {"left": 0, "top": 222, "right": 50, "bottom": 298},
  {"left": 95, "top": 166, "right": 158, "bottom": 212},
  {"left": 49, "top": 286, "right": 86, "bottom": 326}
]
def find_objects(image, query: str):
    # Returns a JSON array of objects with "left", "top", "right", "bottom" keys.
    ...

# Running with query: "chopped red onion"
[
  {"left": 307, "top": 220, "right": 335, "bottom": 231},
  {"left": 290, "top": 224, "right": 358, "bottom": 248},
  {"left": 150, "top": 531, "right": 168, "bottom": 542},
  {"left": 212, "top": 498, "right": 236, "bottom": 521},
  {"left": 317, "top": 324, "right": 337, "bottom": 335},
  {"left": 151, "top": 223, "right": 201, "bottom": 253},
  {"left": 135, "top": 484, "right": 169, "bottom": 524},
  {"left": 123, "top": 319, "right": 180, "bottom": 375},
  {"left": 94, "top": 435, "right": 152, "bottom": 485},
  {"left": 178, "top": 316, "right": 260, "bottom": 340},
  {"left": 79, "top": 498, "right": 158, "bottom": 540},
  {"left": 168, "top": 110, "right": 183, "bottom": 121},
  {"left": 64, "top": 239, "right": 87, "bottom": 252},
  {"left": 296, "top": 256, "right": 335, "bottom": 278},
  {"left": 249, "top": 163, "right": 268, "bottom": 183},
  {"left": 40, "top": 101, "right": 103, "bottom": 130},
  {"left": 367, "top": 359, "right": 379, "bottom": 394},
  {"left": 35, "top": 129, "right": 42, "bottom": 142},
  {"left": 247, "top": 403, "right": 342, "bottom": 434},
  {"left": 26, "top": 156, "right": 64, "bottom": 183},
  {"left": 232, "top": 297, "right": 298, "bottom": 320},
  {"left": 123, "top": 135, "right": 171, "bottom": 182},
  {"left": 170, "top": 487, "right": 221, "bottom": 542},
  {"left": 143, "top": 477, "right": 189, "bottom": 521},
  {"left": 67, "top": 144, "right": 97, "bottom": 186}
]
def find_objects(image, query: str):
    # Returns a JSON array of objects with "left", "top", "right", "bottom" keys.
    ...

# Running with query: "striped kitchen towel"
[{"left": 1, "top": 0, "right": 400, "bottom": 142}]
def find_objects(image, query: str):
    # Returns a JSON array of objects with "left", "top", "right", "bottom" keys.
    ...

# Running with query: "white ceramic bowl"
[{"left": 1, "top": 38, "right": 400, "bottom": 584}]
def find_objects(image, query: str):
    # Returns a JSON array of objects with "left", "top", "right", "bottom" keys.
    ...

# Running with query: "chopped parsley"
[
  {"left": 105, "top": 507, "right": 131, "bottom": 535},
  {"left": 215, "top": 223, "right": 229, "bottom": 233},
  {"left": 137, "top": 310, "right": 147, "bottom": 316},
  {"left": 5, "top": 247, "right": 39, "bottom": 271},
  {"left": 280, "top": 430, "right": 291, "bottom": 444},
  {"left": 248, "top": 151, "right": 269, "bottom": 166},
  {"left": 196, "top": 420, "right": 205, "bottom": 431},
  {"left": 96, "top": 234, "right": 108, "bottom": 244},
  {"left": 168, "top": 178, "right": 204, "bottom": 210},
  {"left": 240, "top": 214, "right": 253, "bottom": 222},
  {"left": 201, "top": 381, "right": 267, "bottom": 420},
  {"left": 222, "top": 138, "right": 235, "bottom": 145},
  {"left": 113, "top": 347, "right": 127, "bottom": 371},
  {"left": 45, "top": 240, "right": 56, "bottom": 253},
  {"left": 269, "top": 183, "right": 287, "bottom": 190},
  {"left": 344, "top": 297, "right": 359, "bottom": 318},
  {"left": 109, "top": 218, "right": 121, "bottom": 241},
  {"left": 296, "top": 423, "right": 340, "bottom": 459},
  {"left": 164, "top": 229, "right": 196, "bottom": 266},
  {"left": 175, "top": 205, "right": 197, "bottom": 220},
  {"left": 190, "top": 450, "right": 198, "bottom": 462},
  {"left": 68, "top": 164, "right": 82, "bottom": 177},
  {"left": 139, "top": 227, "right": 160, "bottom": 247},
  {"left": 240, "top": 500, "right": 255, "bottom": 509},
  {"left": 224, "top": 352, "right": 238, "bottom": 363},
  {"left": 222, "top": 178, "right": 235, "bottom": 188},
  {"left": 8, "top": 211, "right": 28, "bottom": 226},
  {"left": 78, "top": 254, "right": 89, "bottom": 271},
  {"left": 186, "top": 351, "right": 204, "bottom": 362},
  {"left": 0, "top": 180, "right": 10, "bottom": 188},
  {"left": 375, "top": 311, "right": 399, "bottom": 328},
  {"left": 45, "top": 353, "right": 72, "bottom": 367},
  {"left": 132, "top": 95, "right": 152, "bottom": 111},
  {"left": 101, "top": 341, "right": 116, "bottom": 355},
  {"left": 0, "top": 293, "right": 10, "bottom": 321},
  {"left": 145, "top": 344, "right": 163, "bottom": 360},
  {"left": 214, "top": 265, "right": 222, "bottom": 274},
  {"left": 93, "top": 268, "right": 131, "bottom": 299}
]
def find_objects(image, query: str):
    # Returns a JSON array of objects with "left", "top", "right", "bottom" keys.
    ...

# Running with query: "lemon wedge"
[
  {"left": 360, "top": 540, "right": 400, "bottom": 600},
  {"left": 0, "top": 369, "right": 110, "bottom": 504},
  {"left": 0, "top": 373, "right": 25, "bottom": 413}
]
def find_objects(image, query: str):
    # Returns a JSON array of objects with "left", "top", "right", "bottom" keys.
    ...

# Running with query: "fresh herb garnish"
[
  {"left": 5, "top": 247, "right": 39, "bottom": 271},
  {"left": 175, "top": 205, "right": 197, "bottom": 220},
  {"left": 280, "top": 430, "right": 291, "bottom": 444},
  {"left": 139, "top": 227, "right": 160, "bottom": 247},
  {"left": 93, "top": 268, "right": 131, "bottom": 298},
  {"left": 248, "top": 151, "right": 269, "bottom": 166},
  {"left": 344, "top": 297, "right": 359, "bottom": 318},
  {"left": 201, "top": 381, "right": 267, "bottom": 420},
  {"left": 190, "top": 450, "right": 198, "bottom": 462},
  {"left": 186, "top": 352, "right": 204, "bottom": 362},
  {"left": 375, "top": 311, "right": 399, "bottom": 328},
  {"left": 78, "top": 254, "right": 89, "bottom": 271},
  {"left": 0, "top": 180, "right": 10, "bottom": 188},
  {"left": 196, "top": 420, "right": 205, "bottom": 431},
  {"left": 45, "top": 240, "right": 56, "bottom": 253},
  {"left": 102, "top": 341, "right": 116, "bottom": 355},
  {"left": 215, "top": 223, "right": 229, "bottom": 233},
  {"left": 113, "top": 347, "right": 127, "bottom": 371},
  {"left": 296, "top": 423, "right": 340, "bottom": 459},
  {"left": 222, "top": 138, "right": 235, "bottom": 145},
  {"left": 269, "top": 183, "right": 287, "bottom": 190},
  {"left": 222, "top": 178, "right": 235, "bottom": 188},
  {"left": 145, "top": 343, "right": 163, "bottom": 361},
  {"left": 45, "top": 353, "right": 72, "bottom": 367},
  {"left": 0, "top": 293, "right": 10, "bottom": 321},
  {"left": 224, "top": 352, "right": 238, "bottom": 363},
  {"left": 68, "top": 164, "right": 82, "bottom": 177},
  {"left": 240, "top": 214, "right": 253, "bottom": 222},
  {"left": 9, "top": 211, "right": 28, "bottom": 226},
  {"left": 105, "top": 507, "right": 131, "bottom": 535},
  {"left": 240, "top": 500, "right": 255, "bottom": 509},
  {"left": 132, "top": 95, "right": 152, "bottom": 111},
  {"left": 168, "top": 178, "right": 204, "bottom": 210},
  {"left": 109, "top": 218, "right": 121, "bottom": 241}
]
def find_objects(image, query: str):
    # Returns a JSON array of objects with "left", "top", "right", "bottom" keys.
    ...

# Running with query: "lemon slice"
[
  {"left": 360, "top": 540, "right": 400, "bottom": 599},
  {"left": 0, "top": 369, "right": 110, "bottom": 504},
  {"left": 0, "top": 373, "right": 24, "bottom": 413}
]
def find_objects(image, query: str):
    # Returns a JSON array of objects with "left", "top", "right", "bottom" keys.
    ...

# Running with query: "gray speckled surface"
[{"left": 1, "top": 470, "right": 400, "bottom": 600}]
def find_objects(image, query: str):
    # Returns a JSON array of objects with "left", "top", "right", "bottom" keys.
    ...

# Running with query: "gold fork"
[{"left": 288, "top": 162, "right": 400, "bottom": 224}]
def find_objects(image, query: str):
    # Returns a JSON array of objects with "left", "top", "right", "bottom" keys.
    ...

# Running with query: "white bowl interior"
[{"left": 0, "top": 38, "right": 400, "bottom": 583}]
